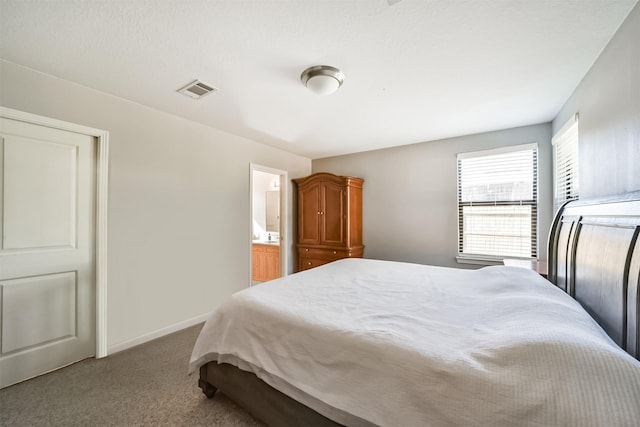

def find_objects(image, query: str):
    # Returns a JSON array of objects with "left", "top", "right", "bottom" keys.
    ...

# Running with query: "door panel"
[
  {"left": 3, "top": 136, "right": 77, "bottom": 250},
  {"left": 2, "top": 273, "right": 76, "bottom": 353},
  {"left": 264, "top": 245, "right": 280, "bottom": 281},
  {"left": 0, "top": 117, "right": 95, "bottom": 388},
  {"left": 321, "top": 182, "right": 344, "bottom": 245}
]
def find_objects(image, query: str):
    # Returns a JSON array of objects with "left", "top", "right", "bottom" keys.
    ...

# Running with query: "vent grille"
[{"left": 177, "top": 79, "right": 218, "bottom": 99}]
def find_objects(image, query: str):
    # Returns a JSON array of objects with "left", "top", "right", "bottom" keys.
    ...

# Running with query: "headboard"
[{"left": 548, "top": 191, "right": 640, "bottom": 360}]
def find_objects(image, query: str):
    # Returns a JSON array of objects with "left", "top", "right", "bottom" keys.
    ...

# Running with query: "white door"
[{"left": 0, "top": 117, "right": 96, "bottom": 388}]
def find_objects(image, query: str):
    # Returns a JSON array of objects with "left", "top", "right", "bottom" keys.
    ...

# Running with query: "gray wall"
[
  {"left": 313, "top": 123, "right": 553, "bottom": 268},
  {"left": 0, "top": 60, "right": 311, "bottom": 351},
  {"left": 553, "top": 2, "right": 640, "bottom": 198}
]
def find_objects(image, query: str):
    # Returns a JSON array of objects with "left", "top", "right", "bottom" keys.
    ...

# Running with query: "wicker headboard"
[{"left": 548, "top": 191, "right": 640, "bottom": 360}]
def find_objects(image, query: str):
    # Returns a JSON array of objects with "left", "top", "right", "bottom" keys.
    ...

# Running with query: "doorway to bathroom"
[{"left": 250, "top": 164, "right": 287, "bottom": 286}]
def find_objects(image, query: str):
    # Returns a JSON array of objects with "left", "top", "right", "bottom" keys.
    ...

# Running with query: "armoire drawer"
[
  {"left": 299, "top": 257, "right": 332, "bottom": 271},
  {"left": 299, "top": 247, "right": 351, "bottom": 260}
]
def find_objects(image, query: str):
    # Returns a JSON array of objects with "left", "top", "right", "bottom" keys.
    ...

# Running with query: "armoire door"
[
  {"left": 298, "top": 183, "right": 321, "bottom": 245},
  {"left": 320, "top": 181, "right": 345, "bottom": 246},
  {"left": 0, "top": 117, "right": 96, "bottom": 388}
]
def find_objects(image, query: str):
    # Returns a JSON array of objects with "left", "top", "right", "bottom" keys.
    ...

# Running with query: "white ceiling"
[{"left": 1, "top": 0, "right": 637, "bottom": 159}]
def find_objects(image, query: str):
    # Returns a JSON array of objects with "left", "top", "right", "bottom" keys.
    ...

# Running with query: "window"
[
  {"left": 457, "top": 144, "right": 538, "bottom": 262},
  {"left": 552, "top": 114, "right": 579, "bottom": 213}
]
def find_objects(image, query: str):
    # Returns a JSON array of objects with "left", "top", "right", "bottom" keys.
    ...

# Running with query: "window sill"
[{"left": 456, "top": 256, "right": 514, "bottom": 266}]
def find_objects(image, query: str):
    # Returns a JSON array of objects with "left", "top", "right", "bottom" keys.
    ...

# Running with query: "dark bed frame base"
[
  {"left": 198, "top": 363, "right": 343, "bottom": 427},
  {"left": 199, "top": 191, "right": 640, "bottom": 425}
]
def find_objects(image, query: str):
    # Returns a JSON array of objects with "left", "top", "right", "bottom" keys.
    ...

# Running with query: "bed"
[{"left": 189, "top": 192, "right": 640, "bottom": 426}]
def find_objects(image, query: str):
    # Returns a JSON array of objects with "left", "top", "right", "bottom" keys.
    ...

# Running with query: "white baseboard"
[{"left": 107, "top": 311, "right": 212, "bottom": 355}]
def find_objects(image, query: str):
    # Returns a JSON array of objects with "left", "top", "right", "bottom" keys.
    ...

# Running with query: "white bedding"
[{"left": 189, "top": 258, "right": 640, "bottom": 426}]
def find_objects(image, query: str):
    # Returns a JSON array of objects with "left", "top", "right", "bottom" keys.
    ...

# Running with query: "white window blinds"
[
  {"left": 457, "top": 144, "right": 538, "bottom": 260},
  {"left": 553, "top": 115, "right": 579, "bottom": 213}
]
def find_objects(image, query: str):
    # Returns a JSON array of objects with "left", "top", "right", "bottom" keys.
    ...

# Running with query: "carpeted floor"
[{"left": 0, "top": 324, "right": 265, "bottom": 426}]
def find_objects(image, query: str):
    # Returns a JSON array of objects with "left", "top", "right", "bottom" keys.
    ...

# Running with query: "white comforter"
[{"left": 189, "top": 258, "right": 640, "bottom": 426}]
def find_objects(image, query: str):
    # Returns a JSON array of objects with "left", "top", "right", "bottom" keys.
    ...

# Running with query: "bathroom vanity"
[{"left": 251, "top": 242, "right": 280, "bottom": 282}]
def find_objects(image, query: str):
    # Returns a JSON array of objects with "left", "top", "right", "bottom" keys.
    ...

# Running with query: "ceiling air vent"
[{"left": 177, "top": 79, "right": 218, "bottom": 99}]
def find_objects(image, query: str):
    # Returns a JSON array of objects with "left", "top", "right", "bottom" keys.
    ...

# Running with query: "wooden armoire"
[{"left": 293, "top": 173, "right": 364, "bottom": 271}]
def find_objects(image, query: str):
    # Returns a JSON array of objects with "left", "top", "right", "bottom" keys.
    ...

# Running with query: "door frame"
[
  {"left": 249, "top": 163, "right": 288, "bottom": 286},
  {"left": 1, "top": 106, "right": 109, "bottom": 358}
]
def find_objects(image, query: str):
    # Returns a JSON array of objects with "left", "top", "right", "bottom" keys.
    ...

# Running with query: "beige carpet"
[{"left": 0, "top": 324, "right": 265, "bottom": 426}]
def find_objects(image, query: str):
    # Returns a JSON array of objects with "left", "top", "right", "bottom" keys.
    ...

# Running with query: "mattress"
[{"left": 190, "top": 258, "right": 640, "bottom": 426}]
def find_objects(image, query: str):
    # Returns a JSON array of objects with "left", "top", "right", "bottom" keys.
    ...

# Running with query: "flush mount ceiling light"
[{"left": 300, "top": 65, "right": 345, "bottom": 96}]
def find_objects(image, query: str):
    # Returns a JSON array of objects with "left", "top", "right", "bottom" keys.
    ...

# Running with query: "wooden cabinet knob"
[
  {"left": 305, "top": 248, "right": 309, "bottom": 252},
  {"left": 308, "top": 261, "right": 312, "bottom": 266},
  {"left": 333, "top": 251, "right": 337, "bottom": 254}
]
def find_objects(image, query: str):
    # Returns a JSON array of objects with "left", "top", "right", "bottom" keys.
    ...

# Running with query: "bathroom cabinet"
[
  {"left": 293, "top": 173, "right": 364, "bottom": 272},
  {"left": 252, "top": 243, "right": 280, "bottom": 282}
]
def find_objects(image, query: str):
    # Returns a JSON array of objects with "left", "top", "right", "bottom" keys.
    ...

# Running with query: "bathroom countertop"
[{"left": 252, "top": 240, "right": 280, "bottom": 246}]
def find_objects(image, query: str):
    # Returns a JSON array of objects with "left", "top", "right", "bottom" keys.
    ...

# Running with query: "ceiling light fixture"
[{"left": 300, "top": 65, "right": 345, "bottom": 96}]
